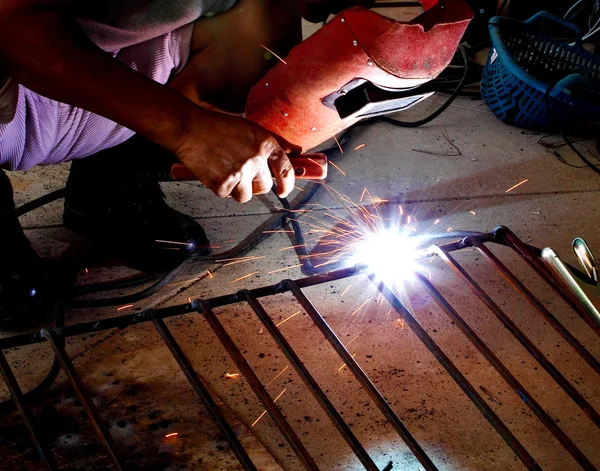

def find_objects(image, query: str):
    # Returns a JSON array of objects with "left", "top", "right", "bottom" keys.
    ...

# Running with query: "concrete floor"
[{"left": 2, "top": 15, "right": 600, "bottom": 471}]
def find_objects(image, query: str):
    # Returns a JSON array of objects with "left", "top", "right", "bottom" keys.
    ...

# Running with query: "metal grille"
[{"left": 1, "top": 227, "right": 599, "bottom": 471}]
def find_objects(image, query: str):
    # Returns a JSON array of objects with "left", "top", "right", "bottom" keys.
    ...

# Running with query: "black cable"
[
  {"left": 15, "top": 189, "right": 65, "bottom": 218},
  {"left": 557, "top": 128, "right": 600, "bottom": 175},
  {"left": 377, "top": 45, "right": 469, "bottom": 128},
  {"left": 543, "top": 79, "right": 600, "bottom": 177}
]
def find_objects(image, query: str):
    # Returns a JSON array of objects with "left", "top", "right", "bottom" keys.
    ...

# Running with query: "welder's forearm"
[{"left": 0, "top": 3, "right": 198, "bottom": 153}]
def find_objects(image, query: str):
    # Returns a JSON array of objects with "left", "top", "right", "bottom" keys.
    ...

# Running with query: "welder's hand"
[
  {"left": 294, "top": 0, "right": 375, "bottom": 23},
  {"left": 175, "top": 111, "right": 300, "bottom": 203}
]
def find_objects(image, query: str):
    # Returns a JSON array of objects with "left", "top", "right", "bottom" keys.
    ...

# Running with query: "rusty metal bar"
[
  {"left": 416, "top": 273, "right": 597, "bottom": 471},
  {"left": 433, "top": 247, "right": 600, "bottom": 428},
  {"left": 151, "top": 316, "right": 258, "bottom": 471},
  {"left": 0, "top": 350, "right": 58, "bottom": 471},
  {"left": 284, "top": 279, "right": 440, "bottom": 471},
  {"left": 496, "top": 227, "right": 600, "bottom": 337},
  {"left": 197, "top": 302, "right": 320, "bottom": 471},
  {"left": 368, "top": 274, "right": 542, "bottom": 471},
  {"left": 471, "top": 239, "right": 600, "bottom": 374},
  {"left": 240, "top": 290, "right": 380, "bottom": 471},
  {"left": 0, "top": 266, "right": 364, "bottom": 352},
  {"left": 40, "top": 329, "right": 123, "bottom": 471}
]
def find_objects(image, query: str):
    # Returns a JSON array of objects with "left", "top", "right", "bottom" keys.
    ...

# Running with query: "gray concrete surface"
[{"left": 1, "top": 16, "right": 600, "bottom": 471}]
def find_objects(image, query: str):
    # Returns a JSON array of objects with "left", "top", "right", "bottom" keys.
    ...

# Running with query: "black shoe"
[
  {"left": 63, "top": 136, "right": 212, "bottom": 272},
  {"left": 0, "top": 170, "right": 71, "bottom": 327}
]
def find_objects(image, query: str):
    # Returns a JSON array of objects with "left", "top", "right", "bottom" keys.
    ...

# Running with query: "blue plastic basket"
[{"left": 481, "top": 12, "right": 600, "bottom": 133}]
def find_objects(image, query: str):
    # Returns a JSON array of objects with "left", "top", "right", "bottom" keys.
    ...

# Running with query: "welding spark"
[
  {"left": 268, "top": 264, "right": 303, "bottom": 275},
  {"left": 351, "top": 297, "right": 372, "bottom": 316},
  {"left": 165, "top": 432, "right": 179, "bottom": 438},
  {"left": 260, "top": 44, "right": 287, "bottom": 64},
  {"left": 116, "top": 304, "right": 134, "bottom": 311},
  {"left": 332, "top": 134, "right": 344, "bottom": 154},
  {"left": 434, "top": 219, "right": 440, "bottom": 225},
  {"left": 399, "top": 205, "right": 404, "bottom": 216},
  {"left": 505, "top": 178, "right": 529, "bottom": 193},
  {"left": 251, "top": 388, "right": 287, "bottom": 427},
  {"left": 224, "top": 373, "right": 241, "bottom": 379},
  {"left": 276, "top": 311, "right": 301, "bottom": 327},
  {"left": 207, "top": 270, "right": 214, "bottom": 279},
  {"left": 348, "top": 228, "right": 425, "bottom": 286},
  {"left": 447, "top": 227, "right": 453, "bottom": 232},
  {"left": 469, "top": 211, "right": 476, "bottom": 215},
  {"left": 329, "top": 161, "right": 346, "bottom": 176},
  {"left": 360, "top": 188, "right": 368, "bottom": 202},
  {"left": 340, "top": 284, "right": 352, "bottom": 297},
  {"left": 267, "top": 365, "right": 290, "bottom": 386},
  {"left": 354, "top": 144, "right": 366, "bottom": 151},
  {"left": 347, "top": 333, "right": 361, "bottom": 346},
  {"left": 230, "top": 271, "right": 259, "bottom": 284},
  {"left": 338, "top": 353, "right": 357, "bottom": 372},
  {"left": 155, "top": 239, "right": 193, "bottom": 247}
]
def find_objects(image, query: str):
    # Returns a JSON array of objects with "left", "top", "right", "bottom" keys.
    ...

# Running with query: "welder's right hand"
[{"left": 174, "top": 110, "right": 300, "bottom": 203}]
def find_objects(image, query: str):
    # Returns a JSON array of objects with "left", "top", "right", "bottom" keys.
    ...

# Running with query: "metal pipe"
[
  {"left": 416, "top": 273, "right": 597, "bottom": 471},
  {"left": 0, "top": 350, "right": 58, "bottom": 470},
  {"left": 240, "top": 290, "right": 380, "bottom": 471},
  {"left": 151, "top": 317, "right": 257, "bottom": 471},
  {"left": 471, "top": 239, "right": 600, "bottom": 374},
  {"left": 284, "top": 279, "right": 440, "bottom": 471},
  {"left": 432, "top": 247, "right": 600, "bottom": 428},
  {"left": 40, "top": 329, "right": 123, "bottom": 471},
  {"left": 495, "top": 227, "right": 600, "bottom": 337},
  {"left": 197, "top": 302, "right": 320, "bottom": 471},
  {"left": 368, "top": 275, "right": 542, "bottom": 471},
  {"left": 541, "top": 248, "right": 600, "bottom": 332}
]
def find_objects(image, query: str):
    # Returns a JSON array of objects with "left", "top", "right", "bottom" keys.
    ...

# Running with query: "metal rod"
[
  {"left": 40, "top": 329, "right": 123, "bottom": 471},
  {"left": 283, "top": 279, "right": 439, "bottom": 471},
  {"left": 471, "top": 240, "right": 600, "bottom": 374},
  {"left": 0, "top": 350, "right": 58, "bottom": 471},
  {"left": 0, "top": 265, "right": 363, "bottom": 351},
  {"left": 433, "top": 247, "right": 600, "bottom": 428},
  {"left": 417, "top": 274, "right": 597, "bottom": 471},
  {"left": 240, "top": 290, "right": 380, "bottom": 471},
  {"left": 151, "top": 316, "right": 257, "bottom": 471},
  {"left": 368, "top": 274, "right": 542, "bottom": 471},
  {"left": 197, "top": 302, "right": 320, "bottom": 471},
  {"left": 496, "top": 227, "right": 600, "bottom": 337},
  {"left": 541, "top": 248, "right": 600, "bottom": 332}
]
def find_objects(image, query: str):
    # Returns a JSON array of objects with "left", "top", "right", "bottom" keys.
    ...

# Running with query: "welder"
[{"left": 0, "top": 0, "right": 372, "bottom": 322}]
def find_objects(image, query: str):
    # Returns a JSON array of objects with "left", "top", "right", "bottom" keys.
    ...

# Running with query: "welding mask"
[
  {"left": 246, "top": 0, "right": 474, "bottom": 151},
  {"left": 171, "top": 0, "right": 473, "bottom": 181}
]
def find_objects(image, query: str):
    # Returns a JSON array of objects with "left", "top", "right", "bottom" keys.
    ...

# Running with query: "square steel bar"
[{"left": 0, "top": 229, "right": 598, "bottom": 471}]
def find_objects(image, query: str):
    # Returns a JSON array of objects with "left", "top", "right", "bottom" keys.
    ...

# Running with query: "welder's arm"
[
  {"left": 0, "top": 0, "right": 297, "bottom": 202},
  {"left": 294, "top": 0, "right": 375, "bottom": 22}
]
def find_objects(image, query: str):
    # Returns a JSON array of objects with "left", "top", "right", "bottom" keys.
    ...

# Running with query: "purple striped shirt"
[{"left": 0, "top": 0, "right": 237, "bottom": 171}]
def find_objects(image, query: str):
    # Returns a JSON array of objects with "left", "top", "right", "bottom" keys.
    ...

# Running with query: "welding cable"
[
  {"left": 542, "top": 79, "right": 600, "bottom": 177},
  {"left": 0, "top": 307, "right": 66, "bottom": 413},
  {"left": 69, "top": 182, "right": 323, "bottom": 307},
  {"left": 377, "top": 45, "right": 469, "bottom": 128},
  {"left": 316, "top": 45, "right": 474, "bottom": 157}
]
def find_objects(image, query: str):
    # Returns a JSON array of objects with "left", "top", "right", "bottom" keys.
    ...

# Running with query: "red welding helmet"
[{"left": 246, "top": 0, "right": 473, "bottom": 151}]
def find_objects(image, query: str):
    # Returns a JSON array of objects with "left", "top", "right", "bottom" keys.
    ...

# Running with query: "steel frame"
[{"left": 0, "top": 227, "right": 599, "bottom": 470}]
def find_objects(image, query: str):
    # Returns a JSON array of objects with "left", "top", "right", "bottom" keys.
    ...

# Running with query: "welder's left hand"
[{"left": 293, "top": 0, "right": 375, "bottom": 23}]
